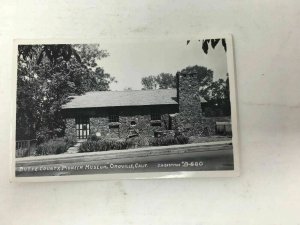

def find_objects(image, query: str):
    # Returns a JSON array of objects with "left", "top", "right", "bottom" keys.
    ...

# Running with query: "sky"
[{"left": 96, "top": 38, "right": 228, "bottom": 91}]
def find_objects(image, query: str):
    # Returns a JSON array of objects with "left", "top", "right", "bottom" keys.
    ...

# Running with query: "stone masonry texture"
[
  {"left": 175, "top": 72, "right": 216, "bottom": 136},
  {"left": 65, "top": 118, "right": 76, "bottom": 138},
  {"left": 63, "top": 105, "right": 177, "bottom": 139}
]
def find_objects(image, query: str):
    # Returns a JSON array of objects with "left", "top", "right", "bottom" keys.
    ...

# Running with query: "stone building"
[{"left": 62, "top": 72, "right": 217, "bottom": 139}]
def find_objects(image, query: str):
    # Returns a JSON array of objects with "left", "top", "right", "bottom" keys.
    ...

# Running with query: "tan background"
[{"left": 0, "top": 1, "right": 300, "bottom": 224}]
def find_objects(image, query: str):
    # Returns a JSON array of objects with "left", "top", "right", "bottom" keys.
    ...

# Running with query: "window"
[
  {"left": 151, "top": 113, "right": 161, "bottom": 121},
  {"left": 109, "top": 115, "right": 119, "bottom": 123},
  {"left": 75, "top": 117, "right": 90, "bottom": 139}
]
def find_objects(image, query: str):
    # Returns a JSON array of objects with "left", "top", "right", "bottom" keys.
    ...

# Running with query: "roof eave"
[{"left": 61, "top": 103, "right": 179, "bottom": 110}]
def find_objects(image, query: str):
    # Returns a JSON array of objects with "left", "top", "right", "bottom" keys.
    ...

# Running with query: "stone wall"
[
  {"left": 64, "top": 105, "right": 178, "bottom": 139},
  {"left": 65, "top": 118, "right": 76, "bottom": 138},
  {"left": 90, "top": 117, "right": 110, "bottom": 137},
  {"left": 89, "top": 113, "right": 170, "bottom": 138},
  {"left": 171, "top": 114, "right": 226, "bottom": 137}
]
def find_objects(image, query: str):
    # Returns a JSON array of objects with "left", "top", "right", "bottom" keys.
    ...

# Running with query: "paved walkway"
[{"left": 66, "top": 142, "right": 82, "bottom": 154}]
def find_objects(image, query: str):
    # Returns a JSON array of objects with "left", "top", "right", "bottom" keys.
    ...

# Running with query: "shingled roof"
[{"left": 62, "top": 89, "right": 181, "bottom": 109}]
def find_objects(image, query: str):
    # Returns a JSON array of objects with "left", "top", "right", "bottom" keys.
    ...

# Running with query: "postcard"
[{"left": 11, "top": 34, "right": 239, "bottom": 182}]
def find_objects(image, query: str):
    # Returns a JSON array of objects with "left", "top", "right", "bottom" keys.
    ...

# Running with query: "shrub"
[
  {"left": 149, "top": 135, "right": 189, "bottom": 146},
  {"left": 35, "top": 137, "right": 75, "bottom": 155},
  {"left": 64, "top": 135, "right": 77, "bottom": 146},
  {"left": 36, "top": 140, "right": 66, "bottom": 155},
  {"left": 78, "top": 140, "right": 100, "bottom": 152},
  {"left": 87, "top": 134, "right": 100, "bottom": 142},
  {"left": 176, "top": 135, "right": 189, "bottom": 144},
  {"left": 79, "top": 138, "right": 136, "bottom": 153},
  {"left": 79, "top": 135, "right": 189, "bottom": 153},
  {"left": 126, "top": 136, "right": 149, "bottom": 148},
  {"left": 36, "top": 129, "right": 51, "bottom": 145}
]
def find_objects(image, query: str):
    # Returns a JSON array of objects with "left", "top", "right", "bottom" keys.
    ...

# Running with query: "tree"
[
  {"left": 141, "top": 75, "right": 158, "bottom": 90},
  {"left": 208, "top": 79, "right": 227, "bottom": 100},
  {"left": 16, "top": 44, "right": 115, "bottom": 141},
  {"left": 223, "top": 74, "right": 231, "bottom": 116},
  {"left": 179, "top": 65, "right": 214, "bottom": 100},
  {"left": 18, "top": 44, "right": 83, "bottom": 65},
  {"left": 141, "top": 73, "right": 176, "bottom": 90},
  {"left": 155, "top": 73, "right": 176, "bottom": 89},
  {"left": 178, "top": 65, "right": 230, "bottom": 116},
  {"left": 186, "top": 38, "right": 227, "bottom": 54},
  {"left": 201, "top": 75, "right": 231, "bottom": 117}
]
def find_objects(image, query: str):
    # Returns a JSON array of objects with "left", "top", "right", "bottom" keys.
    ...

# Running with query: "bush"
[
  {"left": 126, "top": 136, "right": 149, "bottom": 148},
  {"left": 64, "top": 135, "right": 77, "bottom": 146},
  {"left": 176, "top": 135, "right": 189, "bottom": 144},
  {"left": 36, "top": 129, "right": 51, "bottom": 145},
  {"left": 35, "top": 137, "right": 75, "bottom": 155},
  {"left": 79, "top": 135, "right": 189, "bottom": 153},
  {"left": 87, "top": 134, "right": 100, "bottom": 142},
  {"left": 78, "top": 140, "right": 100, "bottom": 152},
  {"left": 79, "top": 138, "right": 136, "bottom": 153},
  {"left": 149, "top": 135, "right": 189, "bottom": 146},
  {"left": 36, "top": 140, "right": 65, "bottom": 155}
]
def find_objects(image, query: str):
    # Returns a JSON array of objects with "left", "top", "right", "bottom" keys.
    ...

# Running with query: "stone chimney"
[
  {"left": 177, "top": 71, "right": 203, "bottom": 119},
  {"left": 173, "top": 71, "right": 205, "bottom": 136}
]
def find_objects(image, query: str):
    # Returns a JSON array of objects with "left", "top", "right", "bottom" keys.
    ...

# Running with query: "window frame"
[
  {"left": 75, "top": 117, "right": 90, "bottom": 139},
  {"left": 108, "top": 114, "right": 119, "bottom": 123},
  {"left": 150, "top": 113, "right": 161, "bottom": 121}
]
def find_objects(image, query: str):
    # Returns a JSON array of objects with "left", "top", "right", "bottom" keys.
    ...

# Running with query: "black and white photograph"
[
  {"left": 2, "top": 1, "right": 300, "bottom": 224},
  {"left": 12, "top": 35, "right": 239, "bottom": 181}
]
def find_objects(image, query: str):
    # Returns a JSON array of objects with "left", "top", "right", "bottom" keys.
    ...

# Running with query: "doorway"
[{"left": 75, "top": 117, "right": 90, "bottom": 139}]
